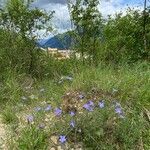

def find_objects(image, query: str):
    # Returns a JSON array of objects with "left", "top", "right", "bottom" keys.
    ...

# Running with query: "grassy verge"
[{"left": 0, "top": 61, "right": 149, "bottom": 149}]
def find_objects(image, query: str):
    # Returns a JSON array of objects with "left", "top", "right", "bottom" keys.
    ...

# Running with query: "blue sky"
[
  {"left": 31, "top": 0, "right": 145, "bottom": 38},
  {"left": 122, "top": 0, "right": 143, "bottom": 5}
]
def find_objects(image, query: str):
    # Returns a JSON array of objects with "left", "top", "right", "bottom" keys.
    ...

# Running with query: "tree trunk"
[{"left": 143, "top": 0, "right": 147, "bottom": 52}]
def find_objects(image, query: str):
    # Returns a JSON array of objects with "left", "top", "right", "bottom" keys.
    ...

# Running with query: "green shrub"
[{"left": 101, "top": 9, "right": 150, "bottom": 63}]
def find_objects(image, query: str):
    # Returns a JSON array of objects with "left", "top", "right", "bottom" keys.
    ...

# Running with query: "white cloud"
[
  {"left": 34, "top": 0, "right": 143, "bottom": 38},
  {"left": 100, "top": 0, "right": 124, "bottom": 16},
  {"left": 48, "top": 4, "right": 72, "bottom": 33},
  {"left": 35, "top": 3, "right": 72, "bottom": 36},
  {"left": 99, "top": 0, "right": 142, "bottom": 17}
]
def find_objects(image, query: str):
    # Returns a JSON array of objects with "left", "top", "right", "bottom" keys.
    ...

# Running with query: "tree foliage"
[
  {"left": 69, "top": 0, "right": 103, "bottom": 65},
  {"left": 68, "top": 0, "right": 150, "bottom": 64},
  {"left": 0, "top": 0, "right": 54, "bottom": 74},
  {"left": 103, "top": 8, "right": 150, "bottom": 63}
]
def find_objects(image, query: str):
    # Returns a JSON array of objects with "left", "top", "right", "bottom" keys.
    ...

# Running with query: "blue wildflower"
[
  {"left": 83, "top": 101, "right": 94, "bottom": 111},
  {"left": 27, "top": 115, "right": 34, "bottom": 123},
  {"left": 115, "top": 106, "right": 125, "bottom": 118},
  {"left": 83, "top": 103, "right": 90, "bottom": 110},
  {"left": 54, "top": 108, "right": 62, "bottom": 116},
  {"left": 70, "top": 111, "right": 75, "bottom": 117},
  {"left": 115, "top": 107, "right": 122, "bottom": 114},
  {"left": 98, "top": 100, "right": 104, "bottom": 108},
  {"left": 113, "top": 101, "right": 125, "bottom": 118},
  {"left": 88, "top": 100, "right": 94, "bottom": 106},
  {"left": 59, "top": 135, "right": 67, "bottom": 144},
  {"left": 34, "top": 106, "right": 42, "bottom": 112},
  {"left": 39, "top": 123, "right": 45, "bottom": 129},
  {"left": 70, "top": 120, "right": 75, "bottom": 128},
  {"left": 78, "top": 94, "right": 84, "bottom": 99},
  {"left": 45, "top": 105, "right": 51, "bottom": 111}
]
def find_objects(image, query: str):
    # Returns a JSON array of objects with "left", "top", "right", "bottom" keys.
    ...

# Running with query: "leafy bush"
[
  {"left": 102, "top": 9, "right": 150, "bottom": 63},
  {"left": 0, "top": 0, "right": 53, "bottom": 75}
]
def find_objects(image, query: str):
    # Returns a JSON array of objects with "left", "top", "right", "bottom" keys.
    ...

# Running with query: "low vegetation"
[{"left": 0, "top": 0, "right": 149, "bottom": 150}]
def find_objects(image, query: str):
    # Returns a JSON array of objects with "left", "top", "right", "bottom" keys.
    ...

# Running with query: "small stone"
[
  {"left": 21, "top": 96, "right": 27, "bottom": 100},
  {"left": 66, "top": 92, "right": 70, "bottom": 95},
  {"left": 50, "top": 136, "right": 58, "bottom": 145},
  {"left": 75, "top": 148, "right": 82, "bottom": 150},
  {"left": 57, "top": 146, "right": 63, "bottom": 150},
  {"left": 50, "top": 147, "right": 56, "bottom": 150}
]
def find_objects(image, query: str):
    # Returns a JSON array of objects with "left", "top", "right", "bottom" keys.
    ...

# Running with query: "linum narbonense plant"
[
  {"left": 52, "top": 100, "right": 148, "bottom": 149},
  {"left": 11, "top": 96, "right": 149, "bottom": 149}
]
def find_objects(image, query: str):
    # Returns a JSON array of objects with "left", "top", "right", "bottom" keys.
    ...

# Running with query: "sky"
[{"left": 31, "top": 0, "right": 145, "bottom": 38}]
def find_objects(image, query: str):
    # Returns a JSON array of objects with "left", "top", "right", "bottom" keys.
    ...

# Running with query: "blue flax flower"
[
  {"left": 38, "top": 123, "right": 45, "bottom": 129},
  {"left": 115, "top": 106, "right": 125, "bottom": 118},
  {"left": 88, "top": 100, "right": 94, "bottom": 106},
  {"left": 34, "top": 106, "right": 42, "bottom": 112},
  {"left": 45, "top": 105, "right": 51, "bottom": 111},
  {"left": 70, "top": 111, "right": 75, "bottom": 116},
  {"left": 54, "top": 108, "right": 62, "bottom": 116},
  {"left": 98, "top": 100, "right": 105, "bottom": 108},
  {"left": 115, "top": 107, "right": 122, "bottom": 114},
  {"left": 59, "top": 135, "right": 67, "bottom": 144},
  {"left": 27, "top": 115, "right": 34, "bottom": 123},
  {"left": 78, "top": 94, "right": 84, "bottom": 99},
  {"left": 70, "top": 120, "right": 75, "bottom": 128},
  {"left": 83, "top": 101, "right": 94, "bottom": 111}
]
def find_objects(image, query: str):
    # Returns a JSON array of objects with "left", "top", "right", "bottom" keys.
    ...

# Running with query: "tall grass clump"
[
  {"left": 9, "top": 126, "right": 48, "bottom": 150},
  {"left": 71, "top": 62, "right": 150, "bottom": 108}
]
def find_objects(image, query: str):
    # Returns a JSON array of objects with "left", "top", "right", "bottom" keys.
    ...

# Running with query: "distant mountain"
[
  {"left": 37, "top": 39, "right": 48, "bottom": 46},
  {"left": 38, "top": 31, "right": 72, "bottom": 50}
]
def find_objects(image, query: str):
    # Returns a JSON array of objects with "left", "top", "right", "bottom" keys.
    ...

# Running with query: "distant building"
[
  {"left": 40, "top": 47, "right": 84, "bottom": 60},
  {"left": 48, "top": 47, "right": 58, "bottom": 52},
  {"left": 47, "top": 47, "right": 71, "bottom": 59}
]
